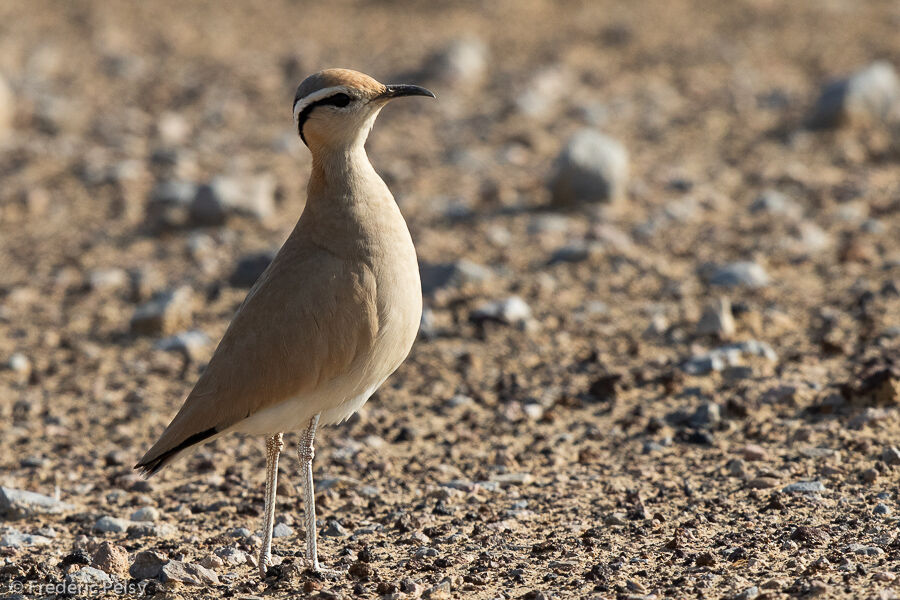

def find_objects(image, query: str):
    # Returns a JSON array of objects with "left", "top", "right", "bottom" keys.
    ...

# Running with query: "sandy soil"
[{"left": 1, "top": 1, "right": 899, "bottom": 599}]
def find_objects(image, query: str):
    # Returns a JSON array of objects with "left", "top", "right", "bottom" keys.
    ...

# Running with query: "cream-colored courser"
[{"left": 135, "top": 69, "right": 433, "bottom": 576}]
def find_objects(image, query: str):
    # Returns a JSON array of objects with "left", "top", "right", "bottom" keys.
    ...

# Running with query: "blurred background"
[{"left": 1, "top": 1, "right": 899, "bottom": 598}]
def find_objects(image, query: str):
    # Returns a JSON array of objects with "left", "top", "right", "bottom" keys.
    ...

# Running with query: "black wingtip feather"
[{"left": 134, "top": 427, "right": 218, "bottom": 478}]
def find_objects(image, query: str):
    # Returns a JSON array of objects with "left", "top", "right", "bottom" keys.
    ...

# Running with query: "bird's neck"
[
  {"left": 301, "top": 142, "right": 396, "bottom": 250},
  {"left": 308, "top": 142, "right": 377, "bottom": 196}
]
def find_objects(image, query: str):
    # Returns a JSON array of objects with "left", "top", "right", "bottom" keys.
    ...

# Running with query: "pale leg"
[
  {"left": 299, "top": 414, "right": 322, "bottom": 571},
  {"left": 259, "top": 432, "right": 284, "bottom": 577}
]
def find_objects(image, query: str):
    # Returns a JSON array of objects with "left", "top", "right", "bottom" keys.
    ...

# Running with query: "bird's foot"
[
  {"left": 258, "top": 553, "right": 285, "bottom": 578},
  {"left": 302, "top": 558, "right": 342, "bottom": 577},
  {"left": 258, "top": 559, "right": 269, "bottom": 579}
]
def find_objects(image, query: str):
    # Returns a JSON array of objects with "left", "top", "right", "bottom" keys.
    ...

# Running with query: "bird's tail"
[{"left": 134, "top": 427, "right": 218, "bottom": 477}]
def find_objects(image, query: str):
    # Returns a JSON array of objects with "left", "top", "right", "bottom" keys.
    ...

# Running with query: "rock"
[
  {"left": 847, "top": 543, "right": 884, "bottom": 556},
  {"left": 322, "top": 520, "right": 349, "bottom": 537},
  {"left": 690, "top": 402, "right": 721, "bottom": 428},
  {"left": 128, "top": 266, "right": 165, "bottom": 302},
  {"left": 471, "top": 296, "right": 532, "bottom": 326},
  {"left": 874, "top": 503, "right": 891, "bottom": 515},
  {"left": 155, "top": 330, "right": 210, "bottom": 361},
  {"left": 6, "top": 353, "right": 31, "bottom": 379},
  {"left": 130, "top": 506, "right": 160, "bottom": 522},
  {"left": 732, "top": 586, "right": 759, "bottom": 600},
  {"left": 745, "top": 476, "right": 779, "bottom": 490},
  {"left": 422, "top": 578, "right": 452, "bottom": 599},
  {"left": 36, "top": 526, "right": 56, "bottom": 538},
  {"left": 528, "top": 213, "right": 571, "bottom": 235},
  {"left": 229, "top": 251, "right": 275, "bottom": 288},
  {"left": 199, "top": 555, "right": 225, "bottom": 570},
  {"left": 808, "top": 580, "right": 828, "bottom": 596},
  {"left": 129, "top": 550, "right": 168, "bottom": 580},
  {"left": 93, "top": 516, "right": 131, "bottom": 533},
  {"left": 812, "top": 61, "right": 900, "bottom": 127},
  {"left": 214, "top": 546, "right": 251, "bottom": 566},
  {"left": 91, "top": 541, "right": 129, "bottom": 576},
  {"left": 145, "top": 180, "right": 198, "bottom": 230},
  {"left": 89, "top": 268, "right": 129, "bottom": 293},
  {"left": 420, "top": 37, "right": 488, "bottom": 86},
  {"left": 0, "top": 527, "right": 52, "bottom": 547},
  {"left": 626, "top": 580, "right": 647, "bottom": 594},
  {"left": 420, "top": 260, "right": 492, "bottom": 295},
  {"left": 227, "top": 526, "right": 253, "bottom": 538},
  {"left": 547, "top": 241, "right": 603, "bottom": 265},
  {"left": 705, "top": 261, "right": 770, "bottom": 288},
  {"left": 696, "top": 297, "right": 735, "bottom": 338},
  {"left": 791, "top": 222, "right": 831, "bottom": 253},
  {"left": 682, "top": 340, "right": 777, "bottom": 375},
  {"left": 761, "top": 578, "right": 785, "bottom": 590},
  {"left": 882, "top": 446, "right": 900, "bottom": 465},
  {"left": 64, "top": 566, "right": 111, "bottom": 588},
  {"left": 160, "top": 560, "right": 220, "bottom": 585},
  {"left": 157, "top": 111, "right": 190, "bottom": 144},
  {"left": 604, "top": 512, "right": 628, "bottom": 526},
  {"left": 741, "top": 444, "right": 769, "bottom": 461},
  {"left": 130, "top": 286, "right": 194, "bottom": 336},
  {"left": 549, "top": 129, "right": 629, "bottom": 206},
  {"left": 860, "top": 467, "right": 879, "bottom": 483},
  {"left": 849, "top": 407, "right": 891, "bottom": 429},
  {"left": 149, "top": 148, "right": 196, "bottom": 178},
  {"left": 414, "top": 547, "right": 439, "bottom": 559},
  {"left": 516, "top": 66, "right": 571, "bottom": 117},
  {"left": 782, "top": 481, "right": 826, "bottom": 494},
  {"left": 127, "top": 522, "right": 176, "bottom": 539},
  {"left": 442, "top": 479, "right": 476, "bottom": 492},
  {"left": 60, "top": 550, "right": 91, "bottom": 569},
  {"left": 190, "top": 174, "right": 276, "bottom": 225},
  {"left": 490, "top": 472, "right": 533, "bottom": 487},
  {"left": 790, "top": 526, "right": 830, "bottom": 544},
  {"left": 0, "top": 486, "right": 74, "bottom": 518},
  {"left": 643, "top": 313, "right": 668, "bottom": 338},
  {"left": 750, "top": 189, "right": 802, "bottom": 219},
  {"left": 273, "top": 523, "right": 293, "bottom": 538},
  {"left": 726, "top": 458, "right": 746, "bottom": 477}
]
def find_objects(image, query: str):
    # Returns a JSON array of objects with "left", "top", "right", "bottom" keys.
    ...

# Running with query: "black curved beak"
[{"left": 380, "top": 84, "right": 436, "bottom": 100}]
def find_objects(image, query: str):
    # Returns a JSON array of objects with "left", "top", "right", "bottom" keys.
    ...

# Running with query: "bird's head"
[{"left": 293, "top": 68, "right": 434, "bottom": 151}]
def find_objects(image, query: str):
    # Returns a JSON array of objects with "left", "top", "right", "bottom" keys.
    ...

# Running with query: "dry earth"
[{"left": 1, "top": 1, "right": 899, "bottom": 599}]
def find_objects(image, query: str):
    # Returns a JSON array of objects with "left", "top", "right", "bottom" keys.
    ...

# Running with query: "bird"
[{"left": 134, "top": 68, "right": 433, "bottom": 576}]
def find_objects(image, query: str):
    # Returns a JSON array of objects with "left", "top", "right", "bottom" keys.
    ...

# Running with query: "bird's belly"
[{"left": 232, "top": 368, "right": 386, "bottom": 434}]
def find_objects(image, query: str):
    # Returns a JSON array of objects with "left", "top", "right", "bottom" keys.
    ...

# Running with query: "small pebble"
[
  {"left": 322, "top": 521, "right": 349, "bottom": 537},
  {"left": 548, "top": 128, "right": 629, "bottom": 206},
  {"left": 705, "top": 261, "right": 770, "bottom": 288},
  {"left": 130, "top": 506, "right": 160, "bottom": 522},
  {"left": 741, "top": 444, "right": 768, "bottom": 461},
  {"left": 874, "top": 503, "right": 891, "bottom": 515},
  {"left": 860, "top": 468, "right": 878, "bottom": 483},
  {"left": 93, "top": 516, "right": 131, "bottom": 533},
  {"left": 782, "top": 481, "right": 826, "bottom": 494}
]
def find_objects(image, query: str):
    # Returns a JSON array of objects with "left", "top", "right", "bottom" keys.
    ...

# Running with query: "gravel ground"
[{"left": 1, "top": 1, "right": 900, "bottom": 599}]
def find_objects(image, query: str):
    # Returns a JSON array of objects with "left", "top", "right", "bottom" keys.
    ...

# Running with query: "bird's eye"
[{"left": 323, "top": 93, "right": 352, "bottom": 108}]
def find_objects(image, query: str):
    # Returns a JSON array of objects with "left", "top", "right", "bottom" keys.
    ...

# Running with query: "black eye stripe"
[
  {"left": 319, "top": 93, "right": 351, "bottom": 107},
  {"left": 296, "top": 93, "right": 354, "bottom": 145}
]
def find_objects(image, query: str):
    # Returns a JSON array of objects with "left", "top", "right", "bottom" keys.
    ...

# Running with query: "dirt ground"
[{"left": 1, "top": 1, "right": 899, "bottom": 599}]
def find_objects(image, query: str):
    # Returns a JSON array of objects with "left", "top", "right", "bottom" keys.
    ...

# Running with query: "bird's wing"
[{"left": 135, "top": 245, "right": 379, "bottom": 475}]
